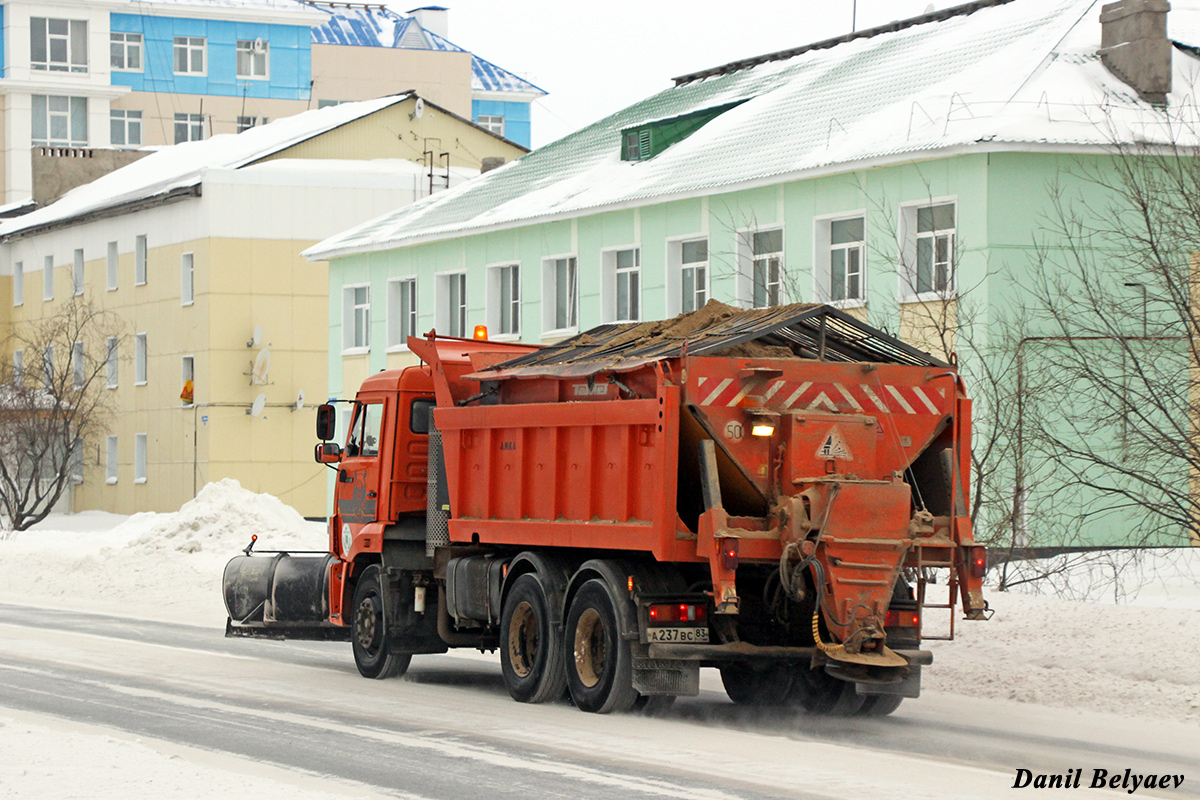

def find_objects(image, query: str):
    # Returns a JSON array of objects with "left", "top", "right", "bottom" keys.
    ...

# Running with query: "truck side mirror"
[
  {"left": 314, "top": 441, "right": 342, "bottom": 463},
  {"left": 316, "top": 403, "right": 336, "bottom": 441}
]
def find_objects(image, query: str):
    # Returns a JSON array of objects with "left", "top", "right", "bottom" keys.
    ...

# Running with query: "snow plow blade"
[{"left": 223, "top": 552, "right": 350, "bottom": 641}]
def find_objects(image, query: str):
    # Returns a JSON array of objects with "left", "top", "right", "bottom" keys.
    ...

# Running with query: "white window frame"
[
  {"left": 106, "top": 337, "right": 119, "bottom": 389},
  {"left": 386, "top": 277, "right": 418, "bottom": 351},
  {"left": 236, "top": 39, "right": 269, "bottom": 79},
  {"left": 181, "top": 355, "right": 195, "bottom": 407},
  {"left": 342, "top": 284, "right": 371, "bottom": 353},
  {"left": 486, "top": 262, "right": 521, "bottom": 339},
  {"left": 181, "top": 252, "right": 194, "bottom": 305},
  {"left": 32, "top": 95, "right": 87, "bottom": 147},
  {"left": 107, "top": 241, "right": 119, "bottom": 290},
  {"left": 898, "top": 198, "right": 957, "bottom": 302},
  {"left": 73, "top": 248, "right": 84, "bottom": 296},
  {"left": 541, "top": 254, "right": 579, "bottom": 336},
  {"left": 236, "top": 116, "right": 269, "bottom": 133},
  {"left": 134, "top": 333, "right": 147, "bottom": 386},
  {"left": 173, "top": 36, "right": 206, "bottom": 75},
  {"left": 601, "top": 246, "right": 641, "bottom": 323},
  {"left": 739, "top": 227, "right": 784, "bottom": 309},
  {"left": 134, "top": 433, "right": 148, "bottom": 484},
  {"left": 813, "top": 212, "right": 867, "bottom": 308},
  {"left": 665, "top": 235, "right": 709, "bottom": 317},
  {"left": 135, "top": 235, "right": 147, "bottom": 285},
  {"left": 106, "top": 435, "right": 118, "bottom": 484},
  {"left": 13, "top": 262, "right": 23, "bottom": 307},
  {"left": 72, "top": 341, "right": 85, "bottom": 391},
  {"left": 32, "top": 17, "right": 88, "bottom": 73},
  {"left": 43, "top": 255, "right": 54, "bottom": 302},
  {"left": 111, "top": 32, "right": 143, "bottom": 71},
  {"left": 477, "top": 115, "right": 505, "bottom": 137},
  {"left": 13, "top": 350, "right": 24, "bottom": 387},
  {"left": 110, "top": 109, "right": 142, "bottom": 148},
  {"left": 436, "top": 272, "right": 467, "bottom": 338},
  {"left": 174, "top": 113, "right": 205, "bottom": 144}
]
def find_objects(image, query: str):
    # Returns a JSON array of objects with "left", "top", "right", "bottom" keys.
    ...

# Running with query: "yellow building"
[{"left": 0, "top": 94, "right": 526, "bottom": 516}]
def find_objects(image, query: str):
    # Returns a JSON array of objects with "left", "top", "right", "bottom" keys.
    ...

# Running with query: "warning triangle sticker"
[{"left": 816, "top": 426, "right": 853, "bottom": 461}]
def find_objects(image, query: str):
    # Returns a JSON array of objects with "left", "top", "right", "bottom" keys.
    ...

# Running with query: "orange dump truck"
[{"left": 224, "top": 302, "right": 987, "bottom": 714}]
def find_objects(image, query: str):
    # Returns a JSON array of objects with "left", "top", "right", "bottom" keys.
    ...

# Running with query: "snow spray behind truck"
[{"left": 224, "top": 302, "right": 987, "bottom": 714}]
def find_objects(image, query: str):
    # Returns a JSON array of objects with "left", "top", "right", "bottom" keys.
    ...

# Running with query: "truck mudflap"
[{"left": 223, "top": 551, "right": 350, "bottom": 641}]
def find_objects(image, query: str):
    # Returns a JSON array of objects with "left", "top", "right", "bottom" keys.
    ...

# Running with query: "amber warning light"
[{"left": 473, "top": 325, "right": 489, "bottom": 340}]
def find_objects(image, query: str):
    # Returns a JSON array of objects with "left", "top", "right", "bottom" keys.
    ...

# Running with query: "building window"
[
  {"left": 542, "top": 256, "right": 578, "bottom": 334},
  {"left": 32, "top": 96, "right": 87, "bottom": 147},
  {"left": 488, "top": 263, "right": 520, "bottom": 336},
  {"left": 903, "top": 202, "right": 956, "bottom": 299},
  {"left": 814, "top": 215, "right": 865, "bottom": 306},
  {"left": 343, "top": 285, "right": 370, "bottom": 351},
  {"left": 236, "top": 116, "right": 269, "bottom": 133},
  {"left": 31, "top": 18, "right": 87, "bottom": 73},
  {"left": 135, "top": 235, "right": 147, "bottom": 285},
  {"left": 13, "top": 262, "right": 23, "bottom": 307},
  {"left": 111, "top": 32, "right": 142, "bottom": 71},
  {"left": 317, "top": 100, "right": 346, "bottom": 109},
  {"left": 72, "top": 341, "right": 85, "bottom": 391},
  {"left": 42, "top": 345, "right": 55, "bottom": 387},
  {"left": 111, "top": 110, "right": 142, "bottom": 147},
  {"left": 181, "top": 253, "right": 194, "bottom": 305},
  {"left": 174, "top": 113, "right": 205, "bottom": 144},
  {"left": 73, "top": 249, "right": 84, "bottom": 296},
  {"left": 477, "top": 115, "right": 505, "bottom": 136},
  {"left": 107, "top": 241, "right": 119, "bottom": 290},
  {"left": 106, "top": 337, "right": 118, "bottom": 388},
  {"left": 13, "top": 350, "right": 24, "bottom": 387},
  {"left": 603, "top": 248, "right": 640, "bottom": 323},
  {"left": 134, "top": 433, "right": 148, "bottom": 484},
  {"left": 437, "top": 273, "right": 467, "bottom": 338},
  {"left": 236, "top": 40, "right": 269, "bottom": 78},
  {"left": 173, "top": 36, "right": 206, "bottom": 75},
  {"left": 43, "top": 256, "right": 54, "bottom": 302},
  {"left": 106, "top": 436, "right": 118, "bottom": 484},
  {"left": 71, "top": 439, "right": 84, "bottom": 484},
  {"left": 666, "top": 238, "right": 708, "bottom": 316},
  {"left": 181, "top": 356, "right": 195, "bottom": 406},
  {"left": 749, "top": 229, "right": 783, "bottom": 309},
  {"left": 135, "top": 333, "right": 147, "bottom": 385},
  {"left": 386, "top": 278, "right": 418, "bottom": 349}
]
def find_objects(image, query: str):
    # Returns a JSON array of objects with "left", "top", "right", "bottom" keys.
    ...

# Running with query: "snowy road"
[{"left": 1, "top": 604, "right": 1196, "bottom": 800}]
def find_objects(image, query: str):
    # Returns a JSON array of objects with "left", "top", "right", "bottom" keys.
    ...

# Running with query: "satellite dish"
[
  {"left": 248, "top": 324, "right": 263, "bottom": 348},
  {"left": 251, "top": 393, "right": 266, "bottom": 417},
  {"left": 414, "top": 98, "right": 425, "bottom": 119},
  {"left": 250, "top": 348, "right": 271, "bottom": 385},
  {"left": 295, "top": 389, "right": 306, "bottom": 411}
]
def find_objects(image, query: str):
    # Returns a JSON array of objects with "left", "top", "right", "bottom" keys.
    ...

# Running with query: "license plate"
[{"left": 647, "top": 627, "right": 710, "bottom": 643}]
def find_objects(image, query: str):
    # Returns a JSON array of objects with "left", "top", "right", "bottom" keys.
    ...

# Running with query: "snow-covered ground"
[{"left": 1, "top": 479, "right": 1198, "bottom": 797}]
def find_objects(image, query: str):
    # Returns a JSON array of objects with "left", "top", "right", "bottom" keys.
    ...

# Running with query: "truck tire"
[
  {"left": 787, "top": 665, "right": 865, "bottom": 715},
  {"left": 500, "top": 574, "right": 567, "bottom": 704},
  {"left": 857, "top": 695, "right": 903, "bottom": 716},
  {"left": 351, "top": 565, "right": 411, "bottom": 680},
  {"left": 719, "top": 664, "right": 793, "bottom": 706},
  {"left": 564, "top": 579, "right": 638, "bottom": 713}
]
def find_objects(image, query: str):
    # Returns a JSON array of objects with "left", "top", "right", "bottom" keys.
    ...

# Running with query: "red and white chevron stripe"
[{"left": 694, "top": 377, "right": 945, "bottom": 415}]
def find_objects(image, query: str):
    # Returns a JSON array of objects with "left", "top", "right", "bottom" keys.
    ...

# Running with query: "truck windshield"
[{"left": 348, "top": 402, "right": 384, "bottom": 457}]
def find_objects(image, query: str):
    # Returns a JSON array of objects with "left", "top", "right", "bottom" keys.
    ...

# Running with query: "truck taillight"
[
  {"left": 970, "top": 547, "right": 987, "bottom": 579},
  {"left": 719, "top": 538, "right": 739, "bottom": 571},
  {"left": 648, "top": 603, "right": 707, "bottom": 623},
  {"left": 885, "top": 609, "right": 920, "bottom": 628}
]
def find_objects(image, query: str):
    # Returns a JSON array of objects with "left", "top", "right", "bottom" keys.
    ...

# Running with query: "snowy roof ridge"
[
  {"left": 0, "top": 95, "right": 411, "bottom": 241},
  {"left": 305, "top": 0, "right": 1200, "bottom": 262}
]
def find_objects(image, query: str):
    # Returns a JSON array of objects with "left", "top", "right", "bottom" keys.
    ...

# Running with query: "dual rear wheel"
[{"left": 719, "top": 661, "right": 903, "bottom": 716}]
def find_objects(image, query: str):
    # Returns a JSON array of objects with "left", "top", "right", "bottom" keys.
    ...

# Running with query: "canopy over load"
[{"left": 476, "top": 301, "right": 949, "bottom": 381}]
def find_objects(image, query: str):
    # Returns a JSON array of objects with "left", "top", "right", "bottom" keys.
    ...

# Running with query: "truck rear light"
[
  {"left": 648, "top": 603, "right": 707, "bottom": 623},
  {"left": 885, "top": 609, "right": 920, "bottom": 628},
  {"left": 473, "top": 325, "right": 489, "bottom": 340},
  {"left": 719, "top": 538, "right": 739, "bottom": 571},
  {"left": 751, "top": 423, "right": 775, "bottom": 437},
  {"left": 970, "top": 547, "right": 987, "bottom": 579}
]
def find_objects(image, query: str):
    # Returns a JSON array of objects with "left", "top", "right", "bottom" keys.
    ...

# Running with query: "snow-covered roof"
[
  {"left": 303, "top": 2, "right": 546, "bottom": 97},
  {"left": 305, "top": 0, "right": 1200, "bottom": 261},
  {"left": 0, "top": 95, "right": 412, "bottom": 240}
]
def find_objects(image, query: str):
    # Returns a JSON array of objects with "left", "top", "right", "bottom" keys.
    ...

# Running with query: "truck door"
[{"left": 337, "top": 398, "right": 387, "bottom": 527}]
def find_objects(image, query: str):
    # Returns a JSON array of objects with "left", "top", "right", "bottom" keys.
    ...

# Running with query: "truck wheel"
[
  {"left": 787, "top": 666, "right": 865, "bottom": 715},
  {"left": 720, "top": 664, "right": 793, "bottom": 706},
  {"left": 564, "top": 579, "right": 638, "bottom": 713},
  {"left": 500, "top": 574, "right": 567, "bottom": 703},
  {"left": 857, "top": 695, "right": 903, "bottom": 716},
  {"left": 351, "top": 565, "right": 411, "bottom": 680}
]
